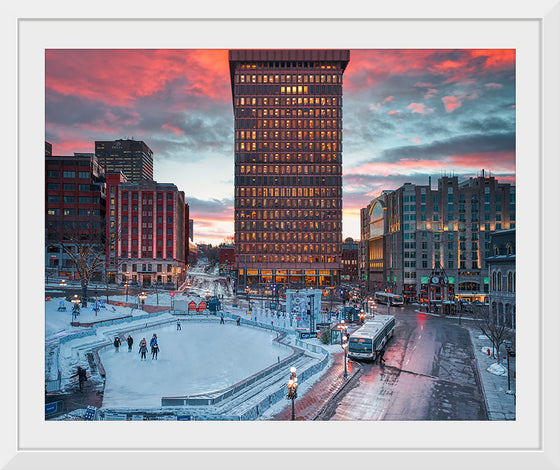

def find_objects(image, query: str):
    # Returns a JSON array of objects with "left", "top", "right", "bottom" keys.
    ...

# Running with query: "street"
[{"left": 326, "top": 305, "right": 487, "bottom": 420}]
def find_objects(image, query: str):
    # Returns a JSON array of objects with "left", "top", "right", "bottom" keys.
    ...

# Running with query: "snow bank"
[{"left": 486, "top": 363, "right": 508, "bottom": 377}]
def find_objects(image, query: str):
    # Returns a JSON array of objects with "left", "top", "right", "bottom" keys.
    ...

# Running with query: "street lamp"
[
  {"left": 124, "top": 282, "right": 129, "bottom": 302},
  {"left": 138, "top": 291, "right": 147, "bottom": 306},
  {"left": 59, "top": 280, "right": 67, "bottom": 288},
  {"left": 206, "top": 289, "right": 210, "bottom": 302},
  {"left": 342, "top": 334, "right": 348, "bottom": 378},
  {"left": 286, "top": 366, "right": 298, "bottom": 421},
  {"left": 71, "top": 294, "right": 81, "bottom": 322},
  {"left": 359, "top": 310, "right": 366, "bottom": 324}
]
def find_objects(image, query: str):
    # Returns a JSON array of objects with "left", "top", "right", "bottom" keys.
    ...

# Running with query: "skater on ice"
[
  {"left": 220, "top": 313, "right": 225, "bottom": 324},
  {"left": 139, "top": 338, "right": 148, "bottom": 360},
  {"left": 76, "top": 366, "right": 88, "bottom": 392},
  {"left": 114, "top": 336, "right": 121, "bottom": 352},
  {"left": 176, "top": 320, "right": 181, "bottom": 330},
  {"left": 126, "top": 335, "right": 133, "bottom": 352},
  {"left": 151, "top": 342, "right": 160, "bottom": 360}
]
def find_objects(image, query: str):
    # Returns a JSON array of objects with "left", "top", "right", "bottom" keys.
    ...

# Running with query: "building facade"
[
  {"left": 361, "top": 173, "right": 515, "bottom": 303},
  {"left": 105, "top": 174, "right": 187, "bottom": 287},
  {"left": 341, "top": 237, "right": 359, "bottom": 283},
  {"left": 219, "top": 244, "right": 236, "bottom": 276},
  {"left": 486, "top": 229, "right": 516, "bottom": 329},
  {"left": 229, "top": 49, "right": 350, "bottom": 289},
  {"left": 95, "top": 139, "right": 154, "bottom": 183},
  {"left": 45, "top": 147, "right": 106, "bottom": 281}
]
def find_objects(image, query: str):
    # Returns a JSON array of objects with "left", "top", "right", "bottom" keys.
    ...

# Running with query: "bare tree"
[
  {"left": 47, "top": 217, "right": 109, "bottom": 306},
  {"left": 474, "top": 305, "right": 513, "bottom": 365}
]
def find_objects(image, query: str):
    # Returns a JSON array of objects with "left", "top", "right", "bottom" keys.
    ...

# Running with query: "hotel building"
[
  {"left": 360, "top": 173, "right": 515, "bottom": 303},
  {"left": 95, "top": 139, "right": 154, "bottom": 183},
  {"left": 229, "top": 49, "right": 350, "bottom": 289}
]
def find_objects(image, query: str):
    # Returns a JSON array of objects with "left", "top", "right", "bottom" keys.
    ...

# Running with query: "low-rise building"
[{"left": 486, "top": 229, "right": 516, "bottom": 329}]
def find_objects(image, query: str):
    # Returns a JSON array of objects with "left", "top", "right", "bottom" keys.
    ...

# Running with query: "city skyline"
[{"left": 45, "top": 49, "right": 516, "bottom": 244}]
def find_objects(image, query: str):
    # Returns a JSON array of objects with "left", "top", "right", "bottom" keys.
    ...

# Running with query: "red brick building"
[
  {"left": 45, "top": 148, "right": 106, "bottom": 280},
  {"left": 229, "top": 49, "right": 350, "bottom": 289},
  {"left": 105, "top": 173, "right": 187, "bottom": 287},
  {"left": 341, "top": 237, "right": 359, "bottom": 283},
  {"left": 219, "top": 244, "right": 235, "bottom": 275}
]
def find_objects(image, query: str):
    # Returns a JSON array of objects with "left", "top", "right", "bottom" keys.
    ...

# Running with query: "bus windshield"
[{"left": 349, "top": 338, "right": 372, "bottom": 353}]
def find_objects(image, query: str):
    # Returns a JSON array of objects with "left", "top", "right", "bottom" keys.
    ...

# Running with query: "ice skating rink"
[{"left": 99, "top": 322, "right": 291, "bottom": 408}]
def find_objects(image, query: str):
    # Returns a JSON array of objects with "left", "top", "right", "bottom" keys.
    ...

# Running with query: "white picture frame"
[{"left": 4, "top": 2, "right": 560, "bottom": 469}]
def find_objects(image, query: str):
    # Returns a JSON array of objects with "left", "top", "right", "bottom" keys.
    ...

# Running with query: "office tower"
[
  {"left": 229, "top": 49, "right": 350, "bottom": 289},
  {"left": 95, "top": 139, "right": 153, "bottom": 183}
]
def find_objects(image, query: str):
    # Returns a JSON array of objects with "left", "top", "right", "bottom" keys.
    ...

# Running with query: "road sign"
[
  {"left": 299, "top": 332, "right": 318, "bottom": 339},
  {"left": 45, "top": 401, "right": 59, "bottom": 416},
  {"left": 84, "top": 406, "right": 97, "bottom": 421},
  {"left": 170, "top": 291, "right": 175, "bottom": 297},
  {"left": 105, "top": 412, "right": 127, "bottom": 420}
]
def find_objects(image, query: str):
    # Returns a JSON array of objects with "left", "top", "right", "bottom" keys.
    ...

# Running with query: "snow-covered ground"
[
  {"left": 99, "top": 322, "right": 291, "bottom": 408},
  {"left": 45, "top": 298, "right": 149, "bottom": 338},
  {"left": 45, "top": 264, "right": 343, "bottom": 418}
]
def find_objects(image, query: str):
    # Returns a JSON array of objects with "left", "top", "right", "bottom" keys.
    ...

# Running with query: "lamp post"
[
  {"left": 124, "top": 282, "right": 129, "bottom": 303},
  {"left": 71, "top": 294, "right": 81, "bottom": 322},
  {"left": 139, "top": 291, "right": 147, "bottom": 307},
  {"left": 206, "top": 289, "right": 210, "bottom": 302},
  {"left": 359, "top": 310, "right": 365, "bottom": 324},
  {"left": 342, "top": 334, "right": 349, "bottom": 378},
  {"left": 286, "top": 366, "right": 298, "bottom": 421},
  {"left": 59, "top": 280, "right": 67, "bottom": 288}
]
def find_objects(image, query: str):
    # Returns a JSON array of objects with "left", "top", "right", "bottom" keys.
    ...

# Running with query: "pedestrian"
[
  {"left": 77, "top": 366, "right": 87, "bottom": 392},
  {"left": 126, "top": 335, "right": 133, "bottom": 352},
  {"left": 114, "top": 336, "right": 121, "bottom": 352},
  {"left": 177, "top": 319, "right": 181, "bottom": 330},
  {"left": 220, "top": 313, "right": 225, "bottom": 324},
  {"left": 378, "top": 348, "right": 386, "bottom": 366},
  {"left": 150, "top": 334, "right": 158, "bottom": 348},
  {"left": 151, "top": 342, "right": 160, "bottom": 360},
  {"left": 236, "top": 316, "right": 240, "bottom": 326},
  {"left": 139, "top": 338, "right": 148, "bottom": 361}
]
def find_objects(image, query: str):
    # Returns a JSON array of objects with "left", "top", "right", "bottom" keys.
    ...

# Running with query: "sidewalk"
[
  {"left": 272, "top": 352, "right": 361, "bottom": 420},
  {"left": 467, "top": 327, "right": 516, "bottom": 420}
]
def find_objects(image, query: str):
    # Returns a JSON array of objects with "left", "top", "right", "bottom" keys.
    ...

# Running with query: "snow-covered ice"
[{"left": 97, "top": 322, "right": 292, "bottom": 408}]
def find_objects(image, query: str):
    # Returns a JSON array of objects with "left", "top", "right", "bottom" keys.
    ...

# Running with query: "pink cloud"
[
  {"left": 162, "top": 123, "right": 183, "bottom": 135},
  {"left": 384, "top": 95, "right": 394, "bottom": 102},
  {"left": 484, "top": 82, "right": 503, "bottom": 89},
  {"left": 407, "top": 103, "right": 433, "bottom": 114},
  {"left": 425, "top": 88, "right": 438, "bottom": 99},
  {"left": 388, "top": 110, "right": 399, "bottom": 115},
  {"left": 442, "top": 95, "right": 462, "bottom": 112}
]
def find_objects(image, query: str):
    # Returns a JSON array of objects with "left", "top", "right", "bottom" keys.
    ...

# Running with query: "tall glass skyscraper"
[{"left": 229, "top": 50, "right": 350, "bottom": 288}]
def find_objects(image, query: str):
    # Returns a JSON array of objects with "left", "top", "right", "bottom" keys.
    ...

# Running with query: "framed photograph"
[{"left": 5, "top": 2, "right": 560, "bottom": 469}]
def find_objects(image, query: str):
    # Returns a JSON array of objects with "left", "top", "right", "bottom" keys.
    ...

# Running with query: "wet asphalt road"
[{"left": 327, "top": 305, "right": 487, "bottom": 421}]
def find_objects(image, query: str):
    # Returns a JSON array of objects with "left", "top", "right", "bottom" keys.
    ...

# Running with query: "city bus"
[
  {"left": 373, "top": 292, "right": 404, "bottom": 306},
  {"left": 347, "top": 315, "right": 396, "bottom": 361}
]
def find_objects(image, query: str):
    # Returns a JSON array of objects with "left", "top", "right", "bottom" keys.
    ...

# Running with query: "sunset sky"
[{"left": 45, "top": 49, "right": 515, "bottom": 244}]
